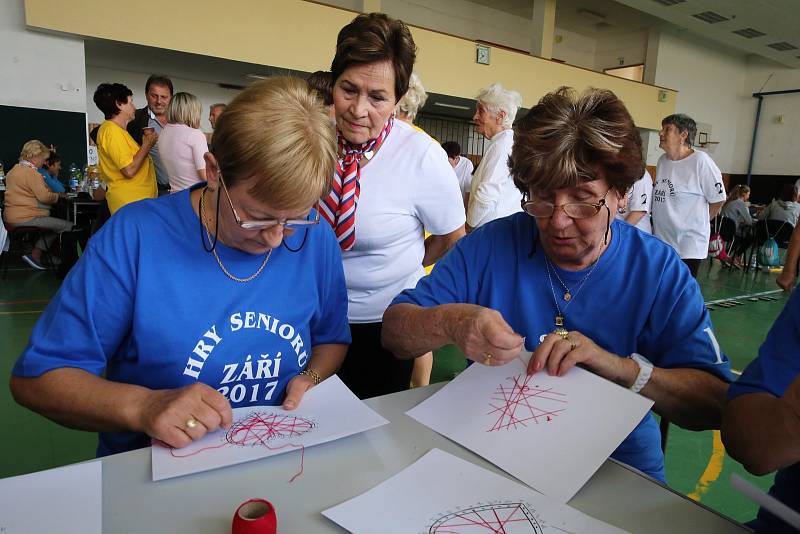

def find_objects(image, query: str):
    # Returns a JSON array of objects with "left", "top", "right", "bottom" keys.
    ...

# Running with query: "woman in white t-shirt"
[
  {"left": 467, "top": 83, "right": 523, "bottom": 232},
  {"left": 652, "top": 114, "right": 726, "bottom": 277},
  {"left": 158, "top": 92, "right": 208, "bottom": 192},
  {"left": 617, "top": 169, "right": 653, "bottom": 234},
  {"left": 321, "top": 13, "right": 466, "bottom": 399}
]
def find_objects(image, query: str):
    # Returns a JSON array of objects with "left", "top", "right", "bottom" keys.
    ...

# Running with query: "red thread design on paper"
[
  {"left": 429, "top": 502, "right": 543, "bottom": 533},
  {"left": 487, "top": 374, "right": 566, "bottom": 432},
  {"left": 165, "top": 413, "right": 315, "bottom": 482}
]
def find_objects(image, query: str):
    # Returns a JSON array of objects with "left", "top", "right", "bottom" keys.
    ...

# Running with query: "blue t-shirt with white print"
[
  {"left": 392, "top": 213, "right": 733, "bottom": 481},
  {"left": 728, "top": 290, "right": 800, "bottom": 534},
  {"left": 13, "top": 185, "right": 350, "bottom": 456}
]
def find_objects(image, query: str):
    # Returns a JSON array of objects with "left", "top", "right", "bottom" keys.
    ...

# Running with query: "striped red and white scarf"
[{"left": 320, "top": 116, "right": 394, "bottom": 251}]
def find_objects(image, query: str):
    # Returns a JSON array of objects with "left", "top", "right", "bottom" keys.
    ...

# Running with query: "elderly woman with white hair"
[
  {"left": 158, "top": 92, "right": 209, "bottom": 192},
  {"left": 396, "top": 72, "right": 428, "bottom": 129},
  {"left": 467, "top": 83, "right": 523, "bottom": 232}
]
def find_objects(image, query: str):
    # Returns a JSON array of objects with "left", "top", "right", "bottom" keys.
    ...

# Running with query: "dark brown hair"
[
  {"left": 306, "top": 70, "right": 333, "bottom": 106},
  {"left": 330, "top": 13, "right": 417, "bottom": 102},
  {"left": 509, "top": 87, "right": 644, "bottom": 196},
  {"left": 779, "top": 183, "right": 799, "bottom": 202},
  {"left": 93, "top": 83, "right": 133, "bottom": 119}
]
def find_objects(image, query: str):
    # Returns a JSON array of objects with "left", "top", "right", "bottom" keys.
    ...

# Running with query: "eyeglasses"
[
  {"left": 522, "top": 189, "right": 611, "bottom": 219},
  {"left": 218, "top": 174, "right": 320, "bottom": 230}
]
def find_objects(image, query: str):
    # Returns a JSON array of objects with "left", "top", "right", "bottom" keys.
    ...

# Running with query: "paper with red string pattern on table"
[
  {"left": 406, "top": 351, "right": 654, "bottom": 502},
  {"left": 151, "top": 375, "right": 388, "bottom": 481},
  {"left": 323, "top": 448, "right": 628, "bottom": 533}
]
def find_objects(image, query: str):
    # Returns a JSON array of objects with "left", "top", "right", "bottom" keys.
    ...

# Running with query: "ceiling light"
[
  {"left": 767, "top": 42, "right": 798, "bottom": 51},
  {"left": 692, "top": 11, "right": 730, "bottom": 24},
  {"left": 433, "top": 102, "right": 471, "bottom": 110},
  {"left": 651, "top": 0, "right": 687, "bottom": 6},
  {"left": 732, "top": 28, "right": 766, "bottom": 39}
]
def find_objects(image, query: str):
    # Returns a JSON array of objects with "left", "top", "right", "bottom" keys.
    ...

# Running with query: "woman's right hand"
[
  {"left": 446, "top": 304, "right": 524, "bottom": 366},
  {"left": 136, "top": 383, "right": 232, "bottom": 449},
  {"left": 142, "top": 129, "right": 158, "bottom": 150}
]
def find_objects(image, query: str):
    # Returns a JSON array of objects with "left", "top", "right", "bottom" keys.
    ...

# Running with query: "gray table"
[{"left": 101, "top": 383, "right": 748, "bottom": 533}]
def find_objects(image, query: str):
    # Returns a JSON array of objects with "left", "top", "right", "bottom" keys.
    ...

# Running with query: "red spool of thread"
[{"left": 232, "top": 499, "right": 277, "bottom": 534}]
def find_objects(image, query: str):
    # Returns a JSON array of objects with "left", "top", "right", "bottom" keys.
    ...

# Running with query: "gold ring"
[
  {"left": 555, "top": 329, "right": 569, "bottom": 340},
  {"left": 569, "top": 339, "right": 577, "bottom": 351},
  {"left": 186, "top": 418, "right": 198, "bottom": 430},
  {"left": 483, "top": 353, "right": 493, "bottom": 363}
]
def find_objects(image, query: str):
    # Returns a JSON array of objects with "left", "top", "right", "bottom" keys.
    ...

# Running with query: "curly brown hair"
[
  {"left": 330, "top": 13, "right": 417, "bottom": 103},
  {"left": 509, "top": 87, "right": 644, "bottom": 196}
]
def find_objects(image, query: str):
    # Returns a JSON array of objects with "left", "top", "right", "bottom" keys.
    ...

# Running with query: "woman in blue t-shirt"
[
  {"left": 11, "top": 77, "right": 351, "bottom": 456},
  {"left": 723, "top": 290, "right": 800, "bottom": 533},
  {"left": 383, "top": 87, "right": 733, "bottom": 481}
]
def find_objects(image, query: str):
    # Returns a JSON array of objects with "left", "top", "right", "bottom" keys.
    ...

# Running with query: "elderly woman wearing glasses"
[
  {"left": 10, "top": 77, "right": 350, "bottom": 456},
  {"left": 382, "top": 87, "right": 733, "bottom": 482}
]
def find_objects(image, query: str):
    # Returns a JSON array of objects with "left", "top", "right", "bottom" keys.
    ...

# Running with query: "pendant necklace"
[{"left": 543, "top": 245, "right": 603, "bottom": 335}]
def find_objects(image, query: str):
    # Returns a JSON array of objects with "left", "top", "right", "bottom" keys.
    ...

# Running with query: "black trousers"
[
  {"left": 337, "top": 322, "right": 414, "bottom": 400},
  {"left": 682, "top": 258, "right": 701, "bottom": 278}
]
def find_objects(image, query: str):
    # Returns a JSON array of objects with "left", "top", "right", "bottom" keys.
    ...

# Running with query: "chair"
[
  {"left": 745, "top": 219, "right": 795, "bottom": 272},
  {"left": 0, "top": 223, "right": 56, "bottom": 278}
]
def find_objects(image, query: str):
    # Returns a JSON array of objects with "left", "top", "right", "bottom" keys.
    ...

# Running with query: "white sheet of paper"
[
  {"left": 323, "top": 448, "right": 628, "bottom": 533},
  {"left": 151, "top": 374, "right": 388, "bottom": 481},
  {"left": 406, "top": 352, "right": 654, "bottom": 502},
  {"left": 0, "top": 461, "right": 102, "bottom": 534}
]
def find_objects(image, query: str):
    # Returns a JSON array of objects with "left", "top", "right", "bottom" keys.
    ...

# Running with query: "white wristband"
[{"left": 629, "top": 353, "right": 653, "bottom": 393}]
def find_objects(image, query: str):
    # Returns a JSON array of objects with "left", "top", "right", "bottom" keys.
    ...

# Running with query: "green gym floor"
[{"left": 0, "top": 257, "right": 786, "bottom": 524}]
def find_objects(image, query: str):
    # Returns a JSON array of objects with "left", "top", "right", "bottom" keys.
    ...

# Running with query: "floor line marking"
[
  {"left": 705, "top": 289, "right": 783, "bottom": 306},
  {"left": 687, "top": 429, "right": 726, "bottom": 502}
]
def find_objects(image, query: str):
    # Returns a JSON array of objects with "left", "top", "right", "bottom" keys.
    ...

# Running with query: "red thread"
[
  {"left": 159, "top": 412, "right": 313, "bottom": 482},
  {"left": 232, "top": 498, "right": 277, "bottom": 534},
  {"left": 429, "top": 502, "right": 542, "bottom": 533},
  {"left": 487, "top": 374, "right": 567, "bottom": 432}
]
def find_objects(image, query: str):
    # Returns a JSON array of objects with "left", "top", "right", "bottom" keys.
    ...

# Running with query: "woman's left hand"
[
  {"left": 527, "top": 330, "right": 634, "bottom": 385},
  {"left": 282, "top": 374, "right": 316, "bottom": 410}
]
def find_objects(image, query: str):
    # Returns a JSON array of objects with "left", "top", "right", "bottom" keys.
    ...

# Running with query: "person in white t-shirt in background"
[
  {"left": 616, "top": 169, "right": 653, "bottom": 234},
  {"left": 441, "top": 141, "right": 474, "bottom": 211},
  {"left": 652, "top": 114, "right": 726, "bottom": 277},
  {"left": 467, "top": 83, "right": 523, "bottom": 232}
]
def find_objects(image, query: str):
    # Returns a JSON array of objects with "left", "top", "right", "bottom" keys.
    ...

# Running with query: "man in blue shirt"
[{"left": 723, "top": 290, "right": 800, "bottom": 533}]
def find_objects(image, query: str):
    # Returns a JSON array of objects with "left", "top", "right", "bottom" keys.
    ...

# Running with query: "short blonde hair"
[
  {"left": 167, "top": 92, "right": 202, "bottom": 129},
  {"left": 211, "top": 77, "right": 336, "bottom": 210},
  {"left": 477, "top": 83, "right": 522, "bottom": 128},
  {"left": 397, "top": 72, "right": 427, "bottom": 121},
  {"left": 20, "top": 140, "right": 50, "bottom": 162}
]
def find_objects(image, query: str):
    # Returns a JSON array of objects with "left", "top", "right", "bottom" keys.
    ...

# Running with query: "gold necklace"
[
  {"left": 543, "top": 246, "right": 603, "bottom": 335},
  {"left": 199, "top": 188, "right": 271, "bottom": 283}
]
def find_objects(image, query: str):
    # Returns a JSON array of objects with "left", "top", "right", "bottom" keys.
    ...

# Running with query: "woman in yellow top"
[
  {"left": 3, "top": 140, "right": 73, "bottom": 270},
  {"left": 93, "top": 83, "right": 158, "bottom": 214}
]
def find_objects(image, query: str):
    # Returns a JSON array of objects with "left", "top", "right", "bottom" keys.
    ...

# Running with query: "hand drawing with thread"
[
  {"left": 488, "top": 374, "right": 567, "bottom": 432},
  {"left": 168, "top": 411, "right": 316, "bottom": 458}
]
